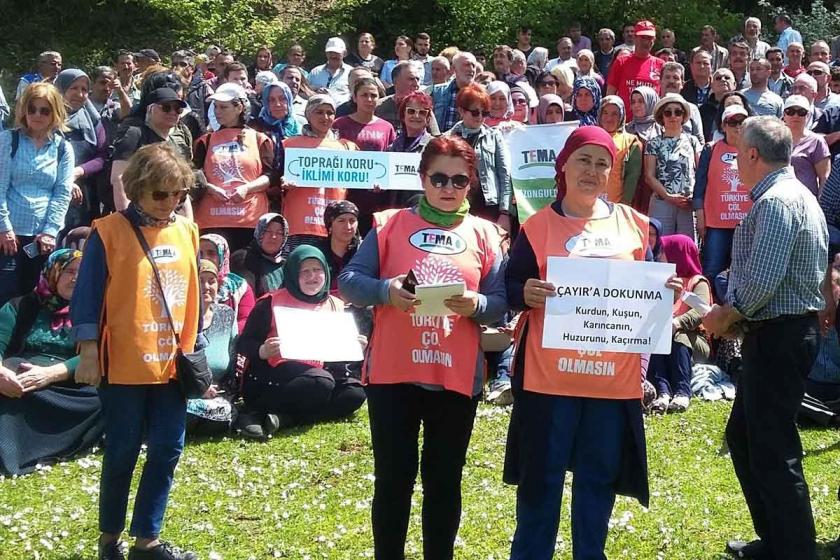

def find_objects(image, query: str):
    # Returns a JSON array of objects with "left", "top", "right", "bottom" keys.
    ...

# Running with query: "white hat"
[
  {"left": 209, "top": 82, "right": 248, "bottom": 103},
  {"left": 653, "top": 93, "right": 691, "bottom": 125},
  {"left": 784, "top": 94, "right": 811, "bottom": 110},
  {"left": 721, "top": 105, "right": 748, "bottom": 122},
  {"left": 325, "top": 37, "right": 346, "bottom": 54}
]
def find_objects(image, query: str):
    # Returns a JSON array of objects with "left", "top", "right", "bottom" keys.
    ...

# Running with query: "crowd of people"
[{"left": 0, "top": 12, "right": 839, "bottom": 560}]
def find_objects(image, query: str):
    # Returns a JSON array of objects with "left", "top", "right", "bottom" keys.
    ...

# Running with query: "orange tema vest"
[
  {"left": 194, "top": 128, "right": 271, "bottom": 229},
  {"left": 520, "top": 203, "right": 648, "bottom": 399},
  {"left": 266, "top": 288, "right": 345, "bottom": 369},
  {"left": 605, "top": 132, "right": 639, "bottom": 203},
  {"left": 95, "top": 213, "right": 200, "bottom": 385},
  {"left": 282, "top": 136, "right": 357, "bottom": 237},
  {"left": 365, "top": 209, "right": 501, "bottom": 397},
  {"left": 703, "top": 141, "right": 753, "bottom": 229}
]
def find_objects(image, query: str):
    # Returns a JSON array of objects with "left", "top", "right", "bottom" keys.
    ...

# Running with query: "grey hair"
[
  {"left": 38, "top": 50, "right": 61, "bottom": 62},
  {"left": 598, "top": 28, "right": 615, "bottom": 41},
  {"left": 740, "top": 116, "right": 792, "bottom": 166},
  {"left": 452, "top": 51, "right": 477, "bottom": 66},
  {"left": 512, "top": 49, "right": 527, "bottom": 64},
  {"left": 744, "top": 16, "right": 761, "bottom": 28},
  {"left": 662, "top": 61, "right": 685, "bottom": 78},
  {"left": 431, "top": 56, "right": 450, "bottom": 70},
  {"left": 391, "top": 60, "right": 422, "bottom": 82}
]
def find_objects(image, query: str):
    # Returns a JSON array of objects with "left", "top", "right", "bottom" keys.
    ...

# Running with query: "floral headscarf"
[
  {"left": 571, "top": 76, "right": 602, "bottom": 126},
  {"left": 35, "top": 249, "right": 82, "bottom": 331},
  {"left": 200, "top": 233, "right": 248, "bottom": 305},
  {"left": 259, "top": 82, "right": 301, "bottom": 140},
  {"left": 255, "top": 213, "right": 290, "bottom": 263}
]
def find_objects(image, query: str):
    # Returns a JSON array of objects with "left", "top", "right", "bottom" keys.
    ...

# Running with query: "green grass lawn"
[{"left": 1, "top": 401, "right": 839, "bottom": 559}]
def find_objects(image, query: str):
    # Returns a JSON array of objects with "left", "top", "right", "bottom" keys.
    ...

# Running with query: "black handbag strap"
[{"left": 124, "top": 213, "right": 183, "bottom": 349}]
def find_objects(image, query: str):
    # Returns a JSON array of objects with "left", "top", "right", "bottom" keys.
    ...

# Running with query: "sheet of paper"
[
  {"left": 414, "top": 282, "right": 465, "bottom": 317},
  {"left": 273, "top": 306, "right": 363, "bottom": 362},
  {"left": 543, "top": 258, "right": 676, "bottom": 354}
]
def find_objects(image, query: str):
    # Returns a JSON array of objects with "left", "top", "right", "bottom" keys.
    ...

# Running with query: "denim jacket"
[{"left": 446, "top": 122, "right": 513, "bottom": 212}]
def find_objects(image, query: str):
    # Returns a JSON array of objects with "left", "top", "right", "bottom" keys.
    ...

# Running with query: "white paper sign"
[
  {"left": 414, "top": 282, "right": 465, "bottom": 317},
  {"left": 542, "top": 258, "right": 676, "bottom": 354},
  {"left": 284, "top": 148, "right": 422, "bottom": 190},
  {"left": 273, "top": 306, "right": 363, "bottom": 362}
]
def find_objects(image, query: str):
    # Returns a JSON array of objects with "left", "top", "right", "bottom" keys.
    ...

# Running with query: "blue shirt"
[
  {"left": 776, "top": 27, "right": 803, "bottom": 63},
  {"left": 0, "top": 86, "right": 8, "bottom": 131},
  {"left": 0, "top": 130, "right": 74, "bottom": 237}
]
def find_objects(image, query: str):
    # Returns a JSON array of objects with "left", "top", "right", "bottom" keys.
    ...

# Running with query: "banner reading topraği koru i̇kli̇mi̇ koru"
[
  {"left": 284, "top": 148, "right": 422, "bottom": 190},
  {"left": 505, "top": 122, "right": 577, "bottom": 223}
]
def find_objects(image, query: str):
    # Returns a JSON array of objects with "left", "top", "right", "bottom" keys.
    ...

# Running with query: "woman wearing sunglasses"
[
  {"left": 72, "top": 143, "right": 201, "bottom": 560},
  {"left": 339, "top": 134, "right": 507, "bottom": 560},
  {"left": 387, "top": 91, "right": 435, "bottom": 207},
  {"left": 783, "top": 95, "right": 831, "bottom": 197},
  {"left": 0, "top": 82, "right": 73, "bottom": 303},
  {"left": 644, "top": 93, "right": 702, "bottom": 239},
  {"left": 693, "top": 105, "right": 753, "bottom": 287},
  {"left": 505, "top": 126, "right": 681, "bottom": 559},
  {"left": 193, "top": 82, "right": 276, "bottom": 253},
  {"left": 444, "top": 83, "right": 513, "bottom": 231}
]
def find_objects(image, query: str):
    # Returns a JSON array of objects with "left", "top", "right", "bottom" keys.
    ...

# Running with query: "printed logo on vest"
[
  {"left": 720, "top": 152, "right": 737, "bottom": 165},
  {"left": 151, "top": 245, "right": 181, "bottom": 264},
  {"left": 409, "top": 229, "right": 466, "bottom": 255},
  {"left": 565, "top": 233, "right": 633, "bottom": 257}
]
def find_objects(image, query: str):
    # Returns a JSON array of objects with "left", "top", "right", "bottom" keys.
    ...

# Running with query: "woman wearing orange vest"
[
  {"left": 648, "top": 234, "right": 711, "bottom": 413},
  {"left": 339, "top": 135, "right": 507, "bottom": 559},
  {"left": 234, "top": 245, "right": 366, "bottom": 439},
  {"left": 193, "top": 83, "right": 276, "bottom": 252},
  {"left": 504, "top": 126, "right": 681, "bottom": 560},
  {"left": 72, "top": 144, "right": 201, "bottom": 560},
  {"left": 693, "top": 104, "right": 752, "bottom": 287},
  {"left": 282, "top": 95, "right": 358, "bottom": 255}
]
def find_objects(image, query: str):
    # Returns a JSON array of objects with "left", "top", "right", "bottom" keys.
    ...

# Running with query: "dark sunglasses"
[
  {"left": 714, "top": 74, "right": 733, "bottom": 81},
  {"left": 724, "top": 117, "right": 746, "bottom": 126},
  {"left": 427, "top": 172, "right": 470, "bottom": 189},
  {"left": 513, "top": 98, "right": 528, "bottom": 106},
  {"left": 405, "top": 107, "right": 430, "bottom": 117},
  {"left": 784, "top": 107, "right": 808, "bottom": 117},
  {"left": 465, "top": 108, "right": 490, "bottom": 118},
  {"left": 663, "top": 108, "right": 685, "bottom": 117},
  {"left": 808, "top": 69, "right": 825, "bottom": 76},
  {"left": 151, "top": 189, "right": 189, "bottom": 202},
  {"left": 157, "top": 102, "right": 183, "bottom": 113},
  {"left": 27, "top": 105, "right": 51, "bottom": 116}
]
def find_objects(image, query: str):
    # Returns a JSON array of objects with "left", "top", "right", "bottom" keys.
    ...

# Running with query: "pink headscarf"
[
  {"left": 554, "top": 125, "right": 617, "bottom": 201},
  {"left": 660, "top": 235, "right": 702, "bottom": 278}
]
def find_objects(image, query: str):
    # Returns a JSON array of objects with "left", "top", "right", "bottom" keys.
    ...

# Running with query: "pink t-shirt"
[
  {"left": 607, "top": 54, "right": 664, "bottom": 120},
  {"left": 333, "top": 116, "right": 396, "bottom": 152}
]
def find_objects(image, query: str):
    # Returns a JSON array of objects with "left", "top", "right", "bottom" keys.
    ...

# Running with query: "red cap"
[{"left": 635, "top": 20, "right": 656, "bottom": 38}]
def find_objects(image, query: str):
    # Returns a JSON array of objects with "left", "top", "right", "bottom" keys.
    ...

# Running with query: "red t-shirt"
[
  {"left": 333, "top": 116, "right": 396, "bottom": 152},
  {"left": 607, "top": 54, "right": 664, "bottom": 120}
]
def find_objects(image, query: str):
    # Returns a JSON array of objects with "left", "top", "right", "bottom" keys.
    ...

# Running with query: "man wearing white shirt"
[
  {"left": 546, "top": 37, "right": 579, "bottom": 73},
  {"left": 308, "top": 37, "right": 354, "bottom": 104}
]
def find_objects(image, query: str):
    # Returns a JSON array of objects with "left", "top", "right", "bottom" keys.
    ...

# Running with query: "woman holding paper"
[
  {"left": 504, "top": 126, "right": 681, "bottom": 560},
  {"left": 236, "top": 245, "right": 365, "bottom": 437},
  {"left": 338, "top": 135, "right": 507, "bottom": 560}
]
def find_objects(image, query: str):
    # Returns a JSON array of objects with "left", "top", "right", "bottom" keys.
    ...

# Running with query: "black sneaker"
[
  {"left": 99, "top": 540, "right": 127, "bottom": 560},
  {"left": 127, "top": 541, "right": 197, "bottom": 560},
  {"left": 234, "top": 410, "right": 265, "bottom": 439},
  {"left": 726, "top": 539, "right": 770, "bottom": 559},
  {"left": 263, "top": 413, "right": 295, "bottom": 436}
]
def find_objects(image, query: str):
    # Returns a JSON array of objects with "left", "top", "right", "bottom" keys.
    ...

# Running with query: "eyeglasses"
[
  {"left": 27, "top": 105, "right": 51, "bottom": 116},
  {"left": 724, "top": 117, "right": 746, "bottom": 127},
  {"left": 405, "top": 107, "right": 430, "bottom": 117},
  {"left": 157, "top": 102, "right": 183, "bottom": 113},
  {"left": 464, "top": 108, "right": 490, "bottom": 118},
  {"left": 784, "top": 107, "right": 808, "bottom": 117},
  {"left": 662, "top": 108, "right": 685, "bottom": 118},
  {"left": 150, "top": 189, "right": 189, "bottom": 202},
  {"left": 426, "top": 172, "right": 471, "bottom": 189},
  {"left": 513, "top": 98, "right": 528, "bottom": 106},
  {"left": 807, "top": 69, "right": 825, "bottom": 76}
]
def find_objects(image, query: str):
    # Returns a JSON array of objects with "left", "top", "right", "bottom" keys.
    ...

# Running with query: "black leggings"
[
  {"left": 366, "top": 383, "right": 478, "bottom": 560},
  {"left": 242, "top": 361, "right": 365, "bottom": 424}
]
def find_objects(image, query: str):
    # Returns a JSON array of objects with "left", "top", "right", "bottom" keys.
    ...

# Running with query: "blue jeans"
[
  {"left": 510, "top": 397, "right": 625, "bottom": 560},
  {"left": 701, "top": 227, "right": 734, "bottom": 291},
  {"left": 98, "top": 381, "right": 186, "bottom": 539}
]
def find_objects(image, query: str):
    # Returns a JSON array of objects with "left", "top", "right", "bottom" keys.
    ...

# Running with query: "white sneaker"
[
  {"left": 669, "top": 395, "right": 690, "bottom": 412},
  {"left": 486, "top": 381, "right": 513, "bottom": 406},
  {"left": 650, "top": 393, "right": 670, "bottom": 414}
]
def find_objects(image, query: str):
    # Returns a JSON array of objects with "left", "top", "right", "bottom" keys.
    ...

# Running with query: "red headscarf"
[
  {"left": 554, "top": 125, "right": 618, "bottom": 201},
  {"left": 660, "top": 234, "right": 702, "bottom": 278}
]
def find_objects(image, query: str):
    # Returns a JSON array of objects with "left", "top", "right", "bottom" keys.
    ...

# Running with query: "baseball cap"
[
  {"left": 325, "top": 37, "right": 347, "bottom": 54},
  {"left": 721, "top": 105, "right": 748, "bottom": 122},
  {"left": 134, "top": 49, "right": 161, "bottom": 62},
  {"left": 145, "top": 87, "right": 188, "bottom": 108},
  {"left": 209, "top": 82, "right": 248, "bottom": 103},
  {"left": 784, "top": 94, "right": 811, "bottom": 110},
  {"left": 634, "top": 20, "right": 657, "bottom": 38}
]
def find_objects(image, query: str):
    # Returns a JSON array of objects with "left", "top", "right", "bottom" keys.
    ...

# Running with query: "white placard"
[
  {"left": 414, "top": 282, "right": 465, "bottom": 317},
  {"left": 273, "top": 306, "right": 363, "bottom": 362},
  {"left": 543, "top": 258, "right": 676, "bottom": 354}
]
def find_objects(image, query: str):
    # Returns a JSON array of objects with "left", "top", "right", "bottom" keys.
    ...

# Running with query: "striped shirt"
[
  {"left": 0, "top": 130, "right": 74, "bottom": 237},
  {"left": 727, "top": 167, "right": 828, "bottom": 321}
]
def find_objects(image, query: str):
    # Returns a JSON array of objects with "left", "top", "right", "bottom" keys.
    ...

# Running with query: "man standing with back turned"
[{"left": 703, "top": 116, "right": 828, "bottom": 560}]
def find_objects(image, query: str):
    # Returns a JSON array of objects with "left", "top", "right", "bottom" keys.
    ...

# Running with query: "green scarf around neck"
[{"left": 418, "top": 195, "right": 470, "bottom": 228}]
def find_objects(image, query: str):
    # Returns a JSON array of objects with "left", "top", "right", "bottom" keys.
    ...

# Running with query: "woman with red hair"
[
  {"left": 444, "top": 83, "right": 513, "bottom": 231},
  {"left": 387, "top": 91, "right": 435, "bottom": 207},
  {"left": 339, "top": 135, "right": 507, "bottom": 560},
  {"left": 504, "top": 126, "right": 681, "bottom": 559}
]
